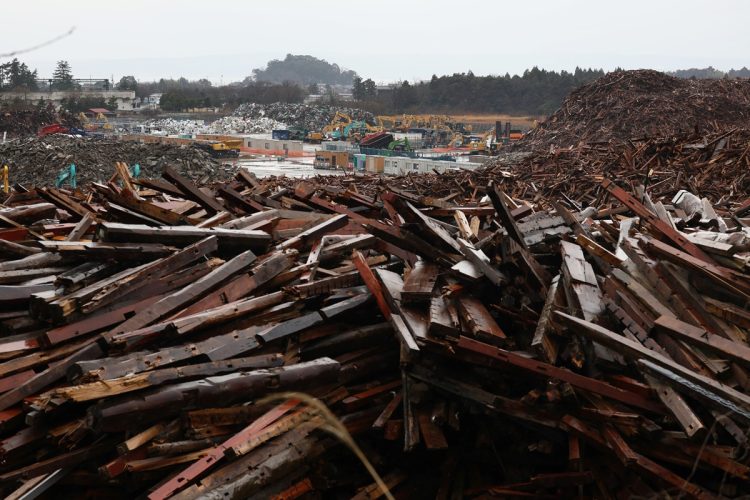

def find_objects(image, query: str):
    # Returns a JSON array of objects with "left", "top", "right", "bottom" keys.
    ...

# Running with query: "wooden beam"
[{"left": 163, "top": 165, "right": 224, "bottom": 213}]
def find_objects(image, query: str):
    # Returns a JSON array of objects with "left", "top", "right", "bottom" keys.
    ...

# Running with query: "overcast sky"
[{"left": 2, "top": 0, "right": 748, "bottom": 84}]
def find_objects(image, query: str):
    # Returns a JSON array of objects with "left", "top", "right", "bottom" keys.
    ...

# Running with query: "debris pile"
[
  {"left": 520, "top": 70, "right": 750, "bottom": 150},
  {"left": 144, "top": 116, "right": 287, "bottom": 136},
  {"left": 233, "top": 102, "right": 376, "bottom": 130},
  {"left": 0, "top": 136, "right": 232, "bottom": 186},
  {"left": 251, "top": 127, "right": 749, "bottom": 209},
  {"left": 0, "top": 104, "right": 81, "bottom": 138},
  {"left": 488, "top": 127, "right": 750, "bottom": 203},
  {"left": 0, "top": 162, "right": 749, "bottom": 499}
]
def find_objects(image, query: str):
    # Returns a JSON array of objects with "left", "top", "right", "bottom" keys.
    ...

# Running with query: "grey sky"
[{"left": 3, "top": 0, "right": 748, "bottom": 84}]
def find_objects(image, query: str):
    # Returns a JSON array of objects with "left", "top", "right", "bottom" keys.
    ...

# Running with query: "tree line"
[
  {"left": 142, "top": 79, "right": 305, "bottom": 111},
  {"left": 668, "top": 66, "right": 750, "bottom": 79},
  {"left": 357, "top": 67, "right": 607, "bottom": 116},
  {"left": 3, "top": 55, "right": 750, "bottom": 116}
]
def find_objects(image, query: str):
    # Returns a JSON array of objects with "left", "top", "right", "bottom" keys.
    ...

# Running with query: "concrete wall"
[{"left": 0, "top": 90, "right": 137, "bottom": 111}]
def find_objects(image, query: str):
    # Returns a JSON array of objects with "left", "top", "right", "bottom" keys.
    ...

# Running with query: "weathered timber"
[{"left": 98, "top": 222, "right": 270, "bottom": 252}]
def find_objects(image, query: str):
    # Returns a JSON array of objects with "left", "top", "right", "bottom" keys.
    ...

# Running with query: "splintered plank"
[
  {"left": 453, "top": 209, "right": 477, "bottom": 242},
  {"left": 65, "top": 212, "right": 95, "bottom": 241},
  {"left": 352, "top": 250, "right": 391, "bottom": 320},
  {"left": 428, "top": 296, "right": 461, "bottom": 339},
  {"left": 457, "top": 296, "right": 507, "bottom": 345},
  {"left": 97, "top": 222, "right": 271, "bottom": 253},
  {"left": 145, "top": 400, "right": 300, "bottom": 500},
  {"left": 83, "top": 236, "right": 218, "bottom": 314},
  {"left": 488, "top": 182, "right": 527, "bottom": 250},
  {"left": 105, "top": 250, "right": 257, "bottom": 338},
  {"left": 163, "top": 165, "right": 224, "bottom": 213},
  {"left": 654, "top": 315, "right": 750, "bottom": 368},
  {"left": 457, "top": 238, "right": 507, "bottom": 286},
  {"left": 531, "top": 274, "right": 561, "bottom": 363},
  {"left": 401, "top": 260, "right": 439, "bottom": 304},
  {"left": 601, "top": 179, "right": 712, "bottom": 264},
  {"left": 372, "top": 391, "right": 403, "bottom": 430},
  {"left": 276, "top": 214, "right": 348, "bottom": 251},
  {"left": 48, "top": 354, "right": 284, "bottom": 403},
  {"left": 37, "top": 187, "right": 94, "bottom": 220},
  {"left": 100, "top": 188, "right": 197, "bottom": 226},
  {"left": 556, "top": 312, "right": 750, "bottom": 422},
  {"left": 560, "top": 241, "right": 604, "bottom": 322},
  {"left": 563, "top": 415, "right": 714, "bottom": 500},
  {"left": 38, "top": 241, "right": 174, "bottom": 259},
  {"left": 173, "top": 252, "right": 294, "bottom": 319},
  {"left": 217, "top": 185, "right": 264, "bottom": 214}
]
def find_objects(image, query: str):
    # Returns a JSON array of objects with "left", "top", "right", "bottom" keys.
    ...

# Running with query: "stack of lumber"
[{"left": 0, "top": 163, "right": 749, "bottom": 499}]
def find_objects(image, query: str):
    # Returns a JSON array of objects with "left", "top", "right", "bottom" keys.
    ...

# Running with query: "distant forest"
[
  {"left": 668, "top": 66, "right": 750, "bottom": 79},
  {"left": 365, "top": 67, "right": 606, "bottom": 115},
  {"left": 2, "top": 55, "right": 749, "bottom": 116}
]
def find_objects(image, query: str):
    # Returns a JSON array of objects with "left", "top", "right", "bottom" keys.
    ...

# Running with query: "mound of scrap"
[
  {"left": 0, "top": 104, "right": 81, "bottom": 139},
  {"left": 233, "top": 102, "right": 376, "bottom": 130},
  {"left": 519, "top": 69, "right": 750, "bottom": 150},
  {"left": 1, "top": 161, "right": 750, "bottom": 499},
  {"left": 144, "top": 115, "right": 287, "bottom": 135},
  {"left": 0, "top": 135, "right": 232, "bottom": 186},
  {"left": 485, "top": 126, "right": 750, "bottom": 203}
]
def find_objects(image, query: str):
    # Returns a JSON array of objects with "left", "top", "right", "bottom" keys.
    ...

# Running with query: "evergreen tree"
[
  {"left": 0, "top": 58, "right": 37, "bottom": 90},
  {"left": 52, "top": 60, "right": 74, "bottom": 90},
  {"left": 352, "top": 76, "right": 364, "bottom": 100},
  {"left": 362, "top": 78, "right": 377, "bottom": 99},
  {"left": 117, "top": 75, "right": 138, "bottom": 91}
]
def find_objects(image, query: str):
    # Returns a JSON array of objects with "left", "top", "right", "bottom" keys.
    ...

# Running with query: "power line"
[{"left": 0, "top": 27, "right": 76, "bottom": 59}]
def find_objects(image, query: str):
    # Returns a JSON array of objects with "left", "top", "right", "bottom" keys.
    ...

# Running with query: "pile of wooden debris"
[{"left": 0, "top": 164, "right": 749, "bottom": 499}]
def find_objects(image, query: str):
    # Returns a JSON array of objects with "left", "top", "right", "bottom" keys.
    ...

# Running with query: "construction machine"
[
  {"left": 388, "top": 137, "right": 411, "bottom": 152},
  {"left": 196, "top": 140, "right": 241, "bottom": 158},
  {"left": 38, "top": 123, "right": 86, "bottom": 137},
  {"left": 95, "top": 112, "right": 113, "bottom": 131},
  {"left": 322, "top": 111, "right": 353, "bottom": 138},
  {"left": 305, "top": 131, "right": 324, "bottom": 143},
  {"left": 360, "top": 131, "right": 394, "bottom": 149}
]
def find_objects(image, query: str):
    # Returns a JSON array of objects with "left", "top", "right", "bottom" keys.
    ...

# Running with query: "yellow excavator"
[
  {"left": 196, "top": 139, "right": 242, "bottom": 158},
  {"left": 322, "top": 111, "right": 353, "bottom": 136},
  {"left": 96, "top": 112, "right": 113, "bottom": 131}
]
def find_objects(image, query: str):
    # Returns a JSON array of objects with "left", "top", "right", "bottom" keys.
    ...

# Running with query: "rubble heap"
[
  {"left": 0, "top": 163, "right": 749, "bottom": 498},
  {"left": 251, "top": 127, "right": 749, "bottom": 209},
  {"left": 519, "top": 70, "right": 750, "bottom": 150},
  {"left": 488, "top": 127, "right": 750, "bottom": 204},
  {"left": 0, "top": 135, "right": 232, "bottom": 186},
  {"left": 233, "top": 102, "right": 376, "bottom": 130},
  {"left": 0, "top": 104, "right": 81, "bottom": 138},
  {"left": 144, "top": 116, "right": 287, "bottom": 136}
]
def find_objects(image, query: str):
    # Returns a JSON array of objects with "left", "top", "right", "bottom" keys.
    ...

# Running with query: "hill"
[{"left": 251, "top": 54, "right": 357, "bottom": 86}]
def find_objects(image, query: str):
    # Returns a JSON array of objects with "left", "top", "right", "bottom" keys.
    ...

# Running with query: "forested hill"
[{"left": 250, "top": 54, "right": 357, "bottom": 86}]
